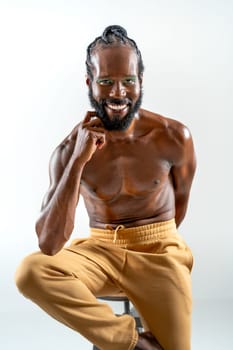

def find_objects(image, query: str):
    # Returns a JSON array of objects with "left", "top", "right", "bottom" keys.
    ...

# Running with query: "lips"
[
  {"left": 105, "top": 99, "right": 130, "bottom": 113},
  {"left": 106, "top": 103, "right": 128, "bottom": 111}
]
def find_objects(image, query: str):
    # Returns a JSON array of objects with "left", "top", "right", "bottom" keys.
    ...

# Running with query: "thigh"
[
  {"left": 64, "top": 246, "right": 122, "bottom": 297},
  {"left": 66, "top": 238, "right": 127, "bottom": 297},
  {"left": 138, "top": 263, "right": 192, "bottom": 350},
  {"left": 122, "top": 239, "right": 193, "bottom": 350},
  {"left": 17, "top": 240, "right": 121, "bottom": 298}
]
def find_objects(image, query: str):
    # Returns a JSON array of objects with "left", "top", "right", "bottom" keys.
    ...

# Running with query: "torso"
[{"left": 78, "top": 109, "right": 183, "bottom": 229}]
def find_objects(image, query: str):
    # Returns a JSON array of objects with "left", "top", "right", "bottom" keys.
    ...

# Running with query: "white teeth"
[{"left": 107, "top": 103, "right": 127, "bottom": 111}]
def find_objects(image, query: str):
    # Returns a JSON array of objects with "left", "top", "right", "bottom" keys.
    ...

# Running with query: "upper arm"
[
  {"left": 41, "top": 128, "right": 77, "bottom": 209},
  {"left": 167, "top": 122, "right": 196, "bottom": 225},
  {"left": 41, "top": 147, "right": 66, "bottom": 209},
  {"left": 169, "top": 123, "right": 196, "bottom": 210}
]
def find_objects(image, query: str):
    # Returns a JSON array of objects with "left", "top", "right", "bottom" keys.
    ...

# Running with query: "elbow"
[
  {"left": 36, "top": 226, "right": 63, "bottom": 256},
  {"left": 35, "top": 218, "right": 72, "bottom": 256},
  {"left": 35, "top": 223, "right": 53, "bottom": 254},
  {"left": 38, "top": 236, "right": 63, "bottom": 256},
  {"left": 38, "top": 242, "right": 53, "bottom": 255},
  {"left": 38, "top": 242, "right": 60, "bottom": 256}
]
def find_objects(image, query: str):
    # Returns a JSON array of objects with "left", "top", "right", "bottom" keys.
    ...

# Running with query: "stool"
[{"left": 93, "top": 295, "right": 143, "bottom": 350}]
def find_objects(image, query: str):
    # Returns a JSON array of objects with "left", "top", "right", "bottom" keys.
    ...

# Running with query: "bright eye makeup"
[
  {"left": 96, "top": 79, "right": 114, "bottom": 86},
  {"left": 96, "top": 76, "right": 137, "bottom": 86},
  {"left": 122, "top": 76, "right": 137, "bottom": 85}
]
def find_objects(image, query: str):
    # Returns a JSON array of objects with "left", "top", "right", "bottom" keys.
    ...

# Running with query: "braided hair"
[{"left": 86, "top": 25, "right": 144, "bottom": 79}]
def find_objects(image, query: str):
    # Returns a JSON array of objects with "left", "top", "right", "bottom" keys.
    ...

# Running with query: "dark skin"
[{"left": 35, "top": 46, "right": 196, "bottom": 350}]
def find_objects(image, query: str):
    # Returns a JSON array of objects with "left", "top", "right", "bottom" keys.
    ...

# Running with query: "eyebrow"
[
  {"left": 96, "top": 77, "right": 113, "bottom": 81},
  {"left": 97, "top": 75, "right": 137, "bottom": 81}
]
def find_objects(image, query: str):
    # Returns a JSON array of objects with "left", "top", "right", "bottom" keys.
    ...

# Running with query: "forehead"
[{"left": 91, "top": 45, "right": 138, "bottom": 77}]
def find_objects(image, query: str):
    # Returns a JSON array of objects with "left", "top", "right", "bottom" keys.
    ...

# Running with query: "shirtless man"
[{"left": 15, "top": 25, "right": 196, "bottom": 350}]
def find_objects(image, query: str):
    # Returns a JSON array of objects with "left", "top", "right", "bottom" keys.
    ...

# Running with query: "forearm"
[
  {"left": 36, "top": 158, "right": 85, "bottom": 255},
  {"left": 174, "top": 195, "right": 189, "bottom": 227}
]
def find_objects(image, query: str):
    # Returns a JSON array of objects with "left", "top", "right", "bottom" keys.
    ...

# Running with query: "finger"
[
  {"left": 83, "top": 116, "right": 105, "bottom": 133},
  {"left": 91, "top": 131, "right": 106, "bottom": 142},
  {"left": 83, "top": 117, "right": 104, "bottom": 130},
  {"left": 87, "top": 126, "right": 106, "bottom": 135},
  {"left": 88, "top": 117, "right": 104, "bottom": 127},
  {"left": 92, "top": 131, "right": 105, "bottom": 142},
  {"left": 83, "top": 111, "right": 97, "bottom": 124},
  {"left": 96, "top": 135, "right": 106, "bottom": 149}
]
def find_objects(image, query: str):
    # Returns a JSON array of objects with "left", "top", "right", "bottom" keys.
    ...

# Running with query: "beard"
[{"left": 88, "top": 87, "right": 143, "bottom": 131}]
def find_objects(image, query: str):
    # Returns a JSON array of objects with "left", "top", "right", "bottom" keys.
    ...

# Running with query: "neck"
[{"left": 105, "top": 113, "right": 139, "bottom": 141}]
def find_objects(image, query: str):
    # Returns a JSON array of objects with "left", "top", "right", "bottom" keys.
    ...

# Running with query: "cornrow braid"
[{"left": 86, "top": 25, "right": 144, "bottom": 79}]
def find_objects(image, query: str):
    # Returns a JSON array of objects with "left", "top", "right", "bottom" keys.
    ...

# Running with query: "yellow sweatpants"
[{"left": 15, "top": 219, "right": 193, "bottom": 350}]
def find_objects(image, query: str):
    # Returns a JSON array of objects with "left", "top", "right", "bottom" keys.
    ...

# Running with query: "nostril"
[
  {"left": 109, "top": 88, "right": 126, "bottom": 97},
  {"left": 109, "top": 82, "right": 126, "bottom": 97}
]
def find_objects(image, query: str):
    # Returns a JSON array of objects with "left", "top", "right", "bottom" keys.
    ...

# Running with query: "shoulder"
[
  {"left": 138, "top": 109, "right": 195, "bottom": 165},
  {"left": 50, "top": 123, "right": 80, "bottom": 169},
  {"left": 139, "top": 108, "right": 192, "bottom": 145}
]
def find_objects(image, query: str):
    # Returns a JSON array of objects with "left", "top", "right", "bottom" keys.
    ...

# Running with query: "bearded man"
[{"left": 15, "top": 25, "right": 196, "bottom": 350}]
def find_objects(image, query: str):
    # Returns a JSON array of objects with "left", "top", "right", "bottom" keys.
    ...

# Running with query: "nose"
[{"left": 109, "top": 81, "right": 126, "bottom": 98}]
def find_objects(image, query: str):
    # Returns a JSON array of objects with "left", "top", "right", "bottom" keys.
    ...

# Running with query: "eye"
[
  {"left": 96, "top": 79, "right": 114, "bottom": 86},
  {"left": 122, "top": 77, "right": 137, "bottom": 85}
]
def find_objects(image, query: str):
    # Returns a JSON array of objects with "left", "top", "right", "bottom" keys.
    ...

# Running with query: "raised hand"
[{"left": 73, "top": 111, "right": 106, "bottom": 164}]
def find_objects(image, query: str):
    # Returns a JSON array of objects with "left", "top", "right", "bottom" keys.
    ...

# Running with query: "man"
[{"left": 15, "top": 25, "right": 196, "bottom": 350}]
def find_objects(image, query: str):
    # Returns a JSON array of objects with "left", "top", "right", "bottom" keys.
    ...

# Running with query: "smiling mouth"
[{"left": 106, "top": 103, "right": 128, "bottom": 111}]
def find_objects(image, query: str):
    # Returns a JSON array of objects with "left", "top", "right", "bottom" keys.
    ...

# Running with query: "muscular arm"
[
  {"left": 35, "top": 112, "right": 105, "bottom": 255},
  {"left": 35, "top": 129, "right": 84, "bottom": 255},
  {"left": 170, "top": 125, "right": 196, "bottom": 227}
]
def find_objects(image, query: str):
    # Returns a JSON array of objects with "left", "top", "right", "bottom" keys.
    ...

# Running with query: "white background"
[{"left": 0, "top": 0, "right": 232, "bottom": 349}]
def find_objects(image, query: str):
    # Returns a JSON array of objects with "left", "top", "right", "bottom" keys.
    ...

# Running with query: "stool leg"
[{"left": 124, "top": 299, "right": 130, "bottom": 314}]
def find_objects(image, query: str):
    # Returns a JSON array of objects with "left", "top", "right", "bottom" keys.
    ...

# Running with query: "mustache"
[{"left": 103, "top": 98, "right": 131, "bottom": 105}]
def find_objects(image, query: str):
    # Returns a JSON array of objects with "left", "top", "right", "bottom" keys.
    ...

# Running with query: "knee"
[{"left": 15, "top": 252, "right": 46, "bottom": 298}]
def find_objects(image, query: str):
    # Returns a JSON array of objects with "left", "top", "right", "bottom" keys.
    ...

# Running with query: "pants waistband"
[{"left": 90, "top": 219, "right": 177, "bottom": 245}]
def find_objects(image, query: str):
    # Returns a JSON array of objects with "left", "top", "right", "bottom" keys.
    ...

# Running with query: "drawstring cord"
[{"left": 113, "top": 225, "right": 125, "bottom": 243}]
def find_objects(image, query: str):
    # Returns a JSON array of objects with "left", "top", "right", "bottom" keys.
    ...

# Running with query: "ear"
[{"left": 86, "top": 75, "right": 91, "bottom": 86}]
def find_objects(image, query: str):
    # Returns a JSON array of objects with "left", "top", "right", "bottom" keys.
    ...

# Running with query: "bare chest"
[{"left": 80, "top": 140, "right": 172, "bottom": 201}]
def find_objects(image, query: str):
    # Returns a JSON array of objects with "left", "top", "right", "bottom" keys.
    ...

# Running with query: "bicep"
[
  {"left": 41, "top": 147, "right": 66, "bottom": 209},
  {"left": 41, "top": 125, "right": 79, "bottom": 209},
  {"left": 41, "top": 136, "right": 76, "bottom": 209},
  {"left": 171, "top": 129, "right": 196, "bottom": 197}
]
